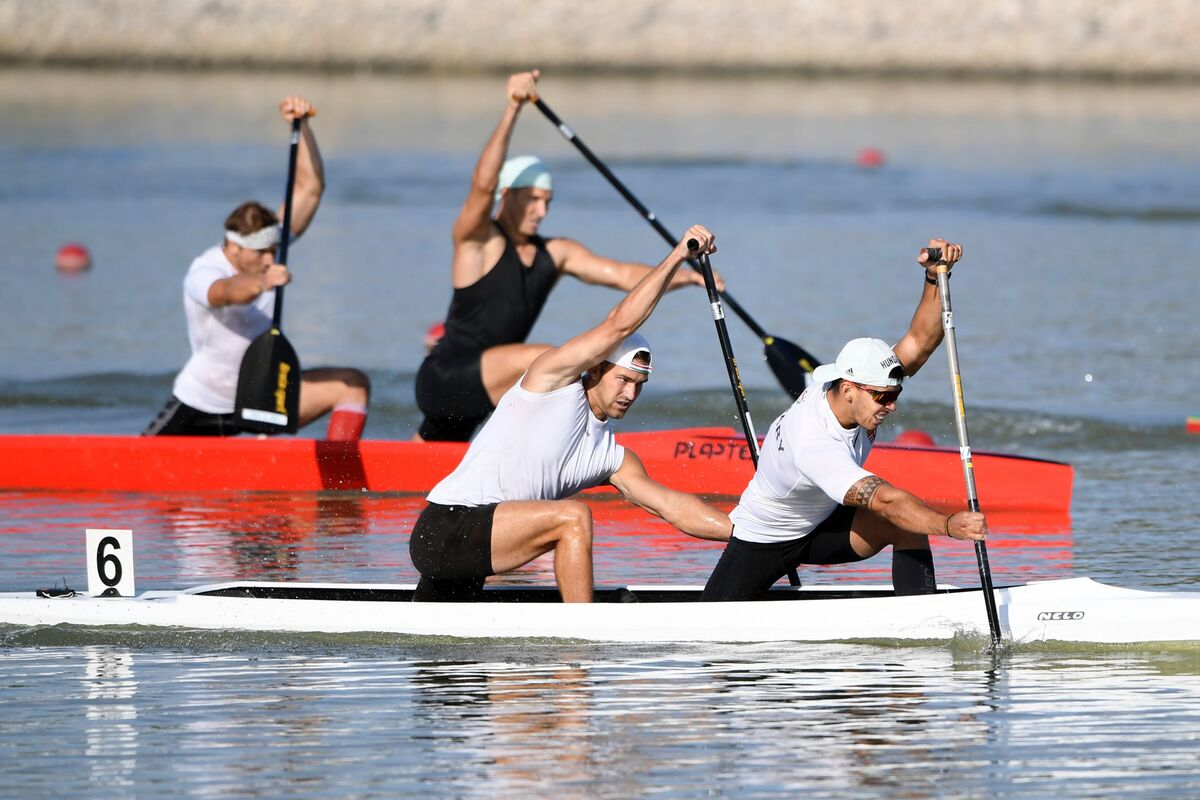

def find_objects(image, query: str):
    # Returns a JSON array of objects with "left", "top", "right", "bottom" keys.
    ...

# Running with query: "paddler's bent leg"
[
  {"left": 413, "top": 344, "right": 549, "bottom": 442},
  {"left": 846, "top": 508, "right": 937, "bottom": 595},
  {"left": 480, "top": 342, "right": 552, "bottom": 406},
  {"left": 298, "top": 367, "right": 371, "bottom": 440},
  {"left": 491, "top": 499, "right": 594, "bottom": 602}
]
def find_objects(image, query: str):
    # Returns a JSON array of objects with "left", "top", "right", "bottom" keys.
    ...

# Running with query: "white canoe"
[{"left": 2, "top": 577, "right": 1199, "bottom": 645}]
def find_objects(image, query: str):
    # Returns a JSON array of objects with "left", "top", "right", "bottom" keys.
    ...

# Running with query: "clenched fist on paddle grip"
[
  {"left": 508, "top": 70, "right": 540, "bottom": 107},
  {"left": 680, "top": 226, "right": 716, "bottom": 259},
  {"left": 279, "top": 96, "right": 316, "bottom": 122},
  {"left": 917, "top": 239, "right": 962, "bottom": 278}
]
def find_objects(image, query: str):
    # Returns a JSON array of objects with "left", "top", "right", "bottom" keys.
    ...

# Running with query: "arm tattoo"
[{"left": 844, "top": 476, "right": 888, "bottom": 508}]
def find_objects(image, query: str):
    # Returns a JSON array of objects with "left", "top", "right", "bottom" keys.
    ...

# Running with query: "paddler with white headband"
[
  {"left": 414, "top": 69, "right": 724, "bottom": 442},
  {"left": 145, "top": 96, "right": 371, "bottom": 439}
]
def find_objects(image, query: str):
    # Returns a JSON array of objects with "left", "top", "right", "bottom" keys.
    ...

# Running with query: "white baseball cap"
[
  {"left": 497, "top": 155, "right": 553, "bottom": 200},
  {"left": 605, "top": 333, "right": 652, "bottom": 375},
  {"left": 811, "top": 338, "right": 904, "bottom": 387}
]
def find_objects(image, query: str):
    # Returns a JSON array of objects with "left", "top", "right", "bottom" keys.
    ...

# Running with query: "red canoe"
[{"left": 0, "top": 428, "right": 1071, "bottom": 512}]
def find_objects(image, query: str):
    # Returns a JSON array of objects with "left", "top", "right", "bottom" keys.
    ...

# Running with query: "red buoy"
[
  {"left": 892, "top": 429, "right": 936, "bottom": 447},
  {"left": 856, "top": 148, "right": 885, "bottom": 169},
  {"left": 55, "top": 243, "right": 92, "bottom": 273},
  {"left": 1187, "top": 417, "right": 1200, "bottom": 434},
  {"left": 423, "top": 321, "right": 445, "bottom": 353}
]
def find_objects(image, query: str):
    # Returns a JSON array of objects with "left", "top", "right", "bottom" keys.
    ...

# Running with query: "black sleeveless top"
[{"left": 434, "top": 229, "right": 559, "bottom": 356}]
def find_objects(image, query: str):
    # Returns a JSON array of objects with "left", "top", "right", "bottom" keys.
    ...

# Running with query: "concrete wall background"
[{"left": 2, "top": 0, "right": 1199, "bottom": 79}]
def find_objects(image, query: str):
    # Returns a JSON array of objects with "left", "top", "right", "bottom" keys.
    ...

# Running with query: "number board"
[{"left": 86, "top": 529, "right": 135, "bottom": 597}]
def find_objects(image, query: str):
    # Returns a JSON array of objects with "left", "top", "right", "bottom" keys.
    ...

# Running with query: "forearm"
[
  {"left": 471, "top": 104, "right": 520, "bottom": 196},
  {"left": 896, "top": 282, "right": 944, "bottom": 375},
  {"left": 287, "top": 122, "right": 325, "bottom": 236},
  {"left": 298, "top": 122, "right": 324, "bottom": 190},
  {"left": 611, "top": 450, "right": 731, "bottom": 542},
  {"left": 665, "top": 265, "right": 702, "bottom": 291},
  {"left": 579, "top": 258, "right": 695, "bottom": 293},
  {"left": 868, "top": 484, "right": 947, "bottom": 538},
  {"left": 624, "top": 479, "right": 734, "bottom": 542},
  {"left": 910, "top": 281, "right": 944, "bottom": 350},
  {"left": 639, "top": 490, "right": 731, "bottom": 542},
  {"left": 209, "top": 274, "right": 272, "bottom": 307},
  {"left": 602, "top": 249, "right": 685, "bottom": 336},
  {"left": 898, "top": 241, "right": 963, "bottom": 375},
  {"left": 572, "top": 260, "right": 654, "bottom": 291}
]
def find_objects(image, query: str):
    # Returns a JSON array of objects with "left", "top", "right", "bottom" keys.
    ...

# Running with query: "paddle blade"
[
  {"left": 235, "top": 329, "right": 301, "bottom": 434},
  {"left": 763, "top": 336, "right": 819, "bottom": 399}
]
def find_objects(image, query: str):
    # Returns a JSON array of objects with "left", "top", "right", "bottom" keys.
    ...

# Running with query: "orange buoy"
[
  {"left": 856, "top": 148, "right": 885, "bottom": 169},
  {"left": 1187, "top": 417, "right": 1200, "bottom": 434},
  {"left": 55, "top": 243, "right": 92, "bottom": 273},
  {"left": 892, "top": 429, "right": 936, "bottom": 447}
]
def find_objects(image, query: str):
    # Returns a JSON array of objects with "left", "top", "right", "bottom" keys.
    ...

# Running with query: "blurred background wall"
[{"left": 2, "top": 0, "right": 1198, "bottom": 79}]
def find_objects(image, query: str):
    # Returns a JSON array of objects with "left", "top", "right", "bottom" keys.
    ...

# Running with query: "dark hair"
[
  {"left": 224, "top": 202, "right": 278, "bottom": 236},
  {"left": 631, "top": 350, "right": 651, "bottom": 369}
]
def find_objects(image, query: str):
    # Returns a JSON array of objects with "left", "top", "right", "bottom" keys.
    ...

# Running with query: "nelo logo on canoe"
[{"left": 1037, "top": 611, "right": 1085, "bottom": 621}]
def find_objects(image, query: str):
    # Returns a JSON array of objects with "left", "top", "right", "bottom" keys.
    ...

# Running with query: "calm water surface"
[
  {"left": 3, "top": 640, "right": 1200, "bottom": 798},
  {"left": 2, "top": 69, "right": 1199, "bottom": 797}
]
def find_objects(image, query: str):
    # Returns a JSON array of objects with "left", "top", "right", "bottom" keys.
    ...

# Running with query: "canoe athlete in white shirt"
[{"left": 703, "top": 239, "right": 988, "bottom": 601}]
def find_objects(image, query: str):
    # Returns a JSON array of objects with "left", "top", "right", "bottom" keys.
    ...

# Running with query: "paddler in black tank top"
[{"left": 414, "top": 69, "right": 723, "bottom": 441}]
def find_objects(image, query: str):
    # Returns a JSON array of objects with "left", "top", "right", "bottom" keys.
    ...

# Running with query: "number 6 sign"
[{"left": 86, "top": 529, "right": 135, "bottom": 597}]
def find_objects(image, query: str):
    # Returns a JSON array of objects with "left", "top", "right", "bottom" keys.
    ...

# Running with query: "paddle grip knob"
[
  {"left": 923, "top": 246, "right": 943, "bottom": 264},
  {"left": 687, "top": 238, "right": 700, "bottom": 253}
]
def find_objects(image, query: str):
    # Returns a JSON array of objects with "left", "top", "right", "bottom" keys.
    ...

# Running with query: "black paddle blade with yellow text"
[{"left": 234, "top": 328, "right": 301, "bottom": 434}]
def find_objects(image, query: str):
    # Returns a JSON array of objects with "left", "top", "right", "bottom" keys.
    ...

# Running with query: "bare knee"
[
  {"left": 344, "top": 370, "right": 370, "bottom": 404},
  {"left": 557, "top": 501, "right": 593, "bottom": 544},
  {"left": 345, "top": 369, "right": 370, "bottom": 395},
  {"left": 324, "top": 367, "right": 369, "bottom": 396}
]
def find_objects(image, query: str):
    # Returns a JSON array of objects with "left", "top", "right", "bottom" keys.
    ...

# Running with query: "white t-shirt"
[
  {"left": 171, "top": 245, "right": 275, "bottom": 413},
  {"left": 427, "top": 379, "right": 626, "bottom": 506},
  {"left": 729, "top": 383, "right": 875, "bottom": 543}
]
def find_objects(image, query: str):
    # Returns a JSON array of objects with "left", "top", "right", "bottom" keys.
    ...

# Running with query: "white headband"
[{"left": 225, "top": 225, "right": 281, "bottom": 250}]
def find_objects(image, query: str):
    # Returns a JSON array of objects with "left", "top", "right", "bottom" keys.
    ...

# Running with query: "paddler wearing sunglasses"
[{"left": 702, "top": 239, "right": 988, "bottom": 601}]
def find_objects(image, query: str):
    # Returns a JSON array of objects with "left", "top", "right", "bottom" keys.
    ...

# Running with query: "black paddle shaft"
[
  {"left": 270, "top": 117, "right": 303, "bottom": 327},
  {"left": 690, "top": 242, "right": 759, "bottom": 469},
  {"left": 691, "top": 239, "right": 801, "bottom": 586},
  {"left": 534, "top": 99, "right": 820, "bottom": 395}
]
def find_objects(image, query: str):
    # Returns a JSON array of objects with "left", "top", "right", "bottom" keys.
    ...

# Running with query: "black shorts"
[
  {"left": 414, "top": 349, "right": 493, "bottom": 442},
  {"left": 701, "top": 505, "right": 866, "bottom": 601},
  {"left": 143, "top": 396, "right": 243, "bottom": 437},
  {"left": 409, "top": 502, "right": 497, "bottom": 602}
]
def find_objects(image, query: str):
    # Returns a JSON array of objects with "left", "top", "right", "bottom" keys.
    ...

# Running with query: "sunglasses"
[{"left": 851, "top": 382, "right": 903, "bottom": 405}]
